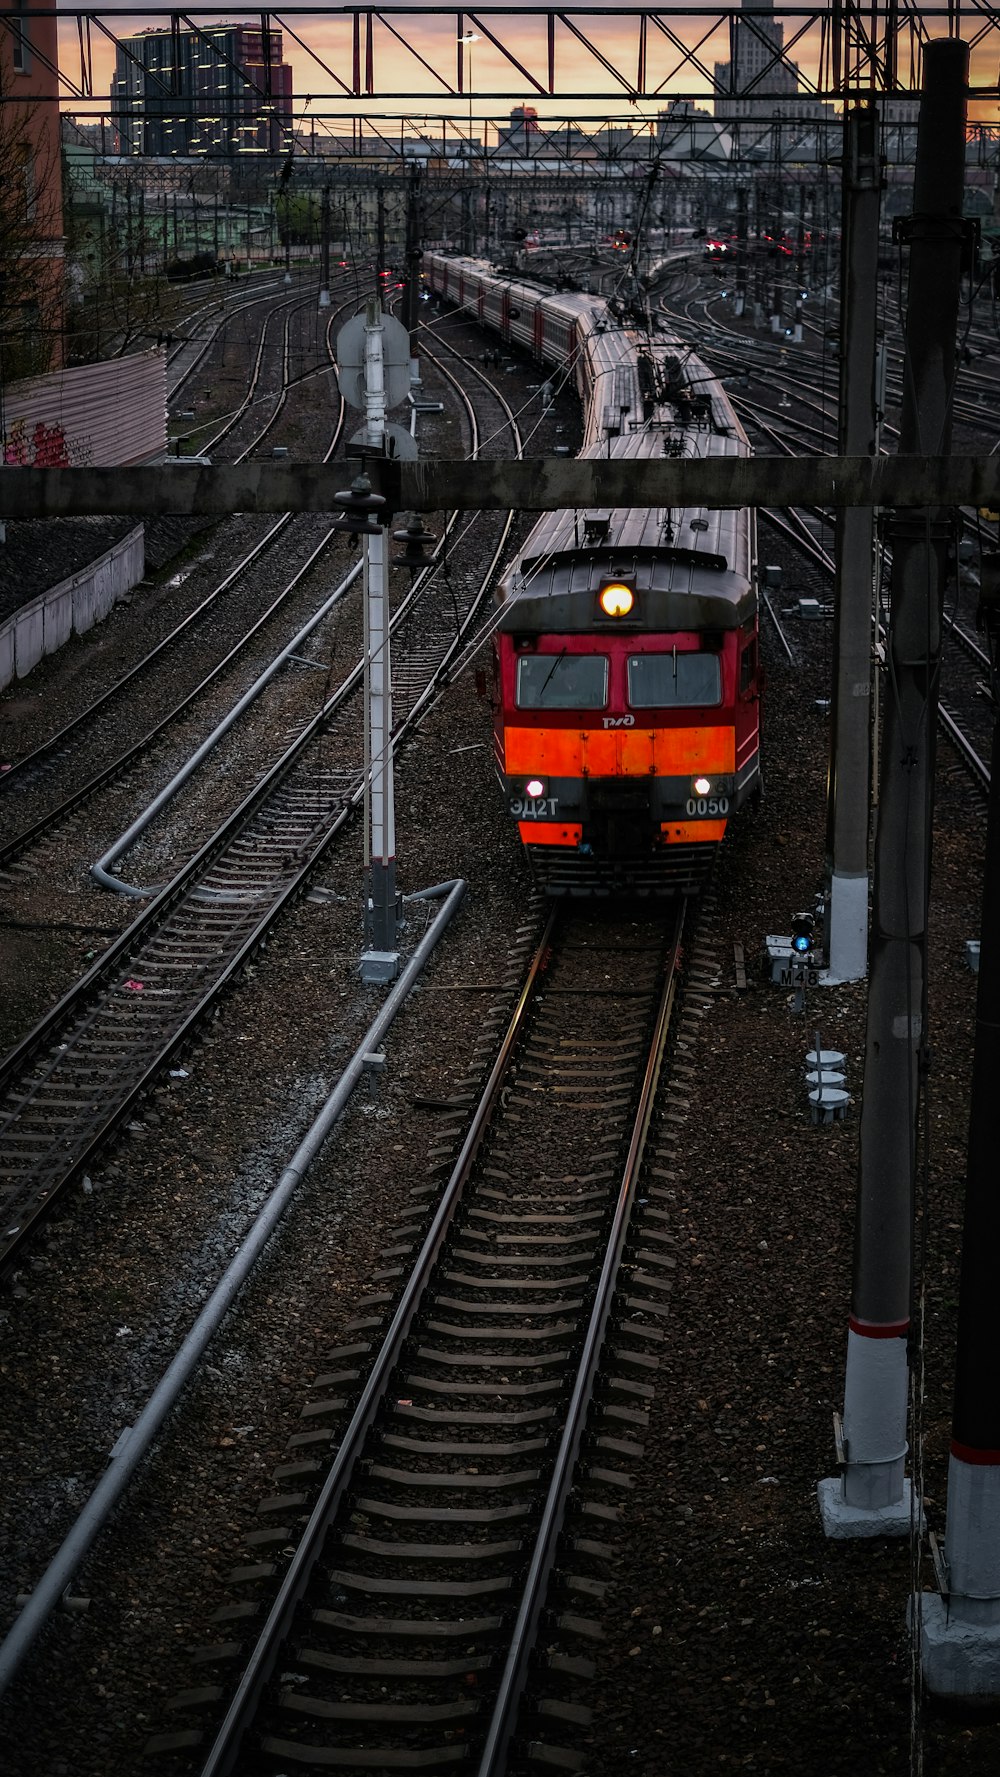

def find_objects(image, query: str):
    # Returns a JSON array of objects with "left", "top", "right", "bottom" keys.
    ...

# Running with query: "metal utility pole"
[
  {"left": 362, "top": 300, "right": 396, "bottom": 976},
  {"left": 319, "top": 186, "right": 331, "bottom": 309},
  {"left": 735, "top": 184, "right": 747, "bottom": 318},
  {"left": 916, "top": 562, "right": 1000, "bottom": 1695},
  {"left": 402, "top": 164, "right": 422, "bottom": 342},
  {"left": 825, "top": 106, "right": 882, "bottom": 982},
  {"left": 819, "top": 37, "right": 970, "bottom": 1539},
  {"left": 377, "top": 183, "right": 386, "bottom": 275},
  {"left": 335, "top": 303, "right": 412, "bottom": 982},
  {"left": 796, "top": 182, "right": 808, "bottom": 293}
]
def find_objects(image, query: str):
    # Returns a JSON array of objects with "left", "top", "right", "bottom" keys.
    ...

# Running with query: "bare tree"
[
  {"left": 0, "top": 63, "right": 62, "bottom": 379},
  {"left": 63, "top": 157, "right": 184, "bottom": 362}
]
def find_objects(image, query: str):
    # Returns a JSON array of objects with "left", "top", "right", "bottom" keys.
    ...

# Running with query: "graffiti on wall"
[{"left": 2, "top": 419, "right": 91, "bottom": 466}]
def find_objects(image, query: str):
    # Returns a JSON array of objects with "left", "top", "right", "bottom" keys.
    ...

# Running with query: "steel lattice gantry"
[{"left": 53, "top": 4, "right": 1000, "bottom": 110}]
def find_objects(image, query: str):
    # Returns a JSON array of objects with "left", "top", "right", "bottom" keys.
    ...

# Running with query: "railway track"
[
  {"left": 0, "top": 516, "right": 349, "bottom": 872},
  {"left": 721, "top": 368, "right": 996, "bottom": 799},
  {"left": 0, "top": 282, "right": 368, "bottom": 865},
  {"left": 148, "top": 900, "right": 696, "bottom": 1775},
  {"left": 166, "top": 275, "right": 296, "bottom": 405},
  {"left": 0, "top": 349, "right": 524, "bottom": 1273}
]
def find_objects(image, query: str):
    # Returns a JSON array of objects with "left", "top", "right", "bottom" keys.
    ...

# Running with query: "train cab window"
[
  {"left": 627, "top": 651, "right": 721, "bottom": 707},
  {"left": 516, "top": 653, "right": 608, "bottom": 710},
  {"left": 740, "top": 639, "right": 757, "bottom": 695}
]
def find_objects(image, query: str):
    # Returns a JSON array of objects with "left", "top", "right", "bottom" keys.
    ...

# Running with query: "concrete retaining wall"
[{"left": 0, "top": 525, "right": 145, "bottom": 692}]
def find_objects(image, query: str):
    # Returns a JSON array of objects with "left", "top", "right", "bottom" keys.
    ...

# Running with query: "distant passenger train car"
[{"left": 424, "top": 252, "right": 761, "bottom": 895}]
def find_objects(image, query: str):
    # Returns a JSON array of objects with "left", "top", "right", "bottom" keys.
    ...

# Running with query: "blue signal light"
[{"left": 791, "top": 910, "right": 815, "bottom": 956}]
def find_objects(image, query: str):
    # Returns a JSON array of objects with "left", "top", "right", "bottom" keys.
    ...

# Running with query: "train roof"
[
  {"left": 496, "top": 429, "right": 755, "bottom": 634},
  {"left": 428, "top": 253, "right": 756, "bottom": 632},
  {"left": 426, "top": 251, "right": 605, "bottom": 324}
]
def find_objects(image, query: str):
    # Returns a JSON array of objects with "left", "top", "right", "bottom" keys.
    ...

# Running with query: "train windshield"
[
  {"left": 516, "top": 653, "right": 609, "bottom": 710},
  {"left": 627, "top": 652, "right": 722, "bottom": 707}
]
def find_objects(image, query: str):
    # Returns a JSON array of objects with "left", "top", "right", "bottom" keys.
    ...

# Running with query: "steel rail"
[
  {"left": 477, "top": 899, "right": 687, "bottom": 1776},
  {"left": 167, "top": 278, "right": 305, "bottom": 403},
  {"left": 0, "top": 877, "right": 468, "bottom": 1703},
  {"left": 91, "top": 549, "right": 362, "bottom": 895},
  {"left": 939, "top": 702, "right": 991, "bottom": 792},
  {"left": 0, "top": 519, "right": 348, "bottom": 870},
  {"left": 0, "top": 333, "right": 525, "bottom": 1264},
  {"left": 194, "top": 906, "right": 560, "bottom": 1777},
  {"left": 0, "top": 308, "right": 346, "bottom": 824},
  {"left": 185, "top": 288, "right": 302, "bottom": 459}
]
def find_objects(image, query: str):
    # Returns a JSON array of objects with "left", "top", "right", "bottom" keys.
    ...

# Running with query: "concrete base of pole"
[
  {"left": 824, "top": 870, "right": 869, "bottom": 983},
  {"left": 819, "top": 1328, "right": 914, "bottom": 1535},
  {"left": 938, "top": 1454, "right": 1000, "bottom": 1625},
  {"left": 817, "top": 1474, "right": 919, "bottom": 1539},
  {"left": 319, "top": 287, "right": 330, "bottom": 308},
  {"left": 912, "top": 1594, "right": 1000, "bottom": 1699}
]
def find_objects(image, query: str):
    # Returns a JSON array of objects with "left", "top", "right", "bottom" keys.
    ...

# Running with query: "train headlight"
[
  {"left": 693, "top": 776, "right": 712, "bottom": 796},
  {"left": 599, "top": 583, "right": 634, "bottom": 618},
  {"left": 526, "top": 778, "right": 545, "bottom": 799}
]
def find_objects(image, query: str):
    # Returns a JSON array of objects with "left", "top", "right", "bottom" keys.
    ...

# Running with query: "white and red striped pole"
[
  {"left": 917, "top": 573, "right": 1000, "bottom": 1696},
  {"left": 818, "top": 35, "right": 968, "bottom": 1540}
]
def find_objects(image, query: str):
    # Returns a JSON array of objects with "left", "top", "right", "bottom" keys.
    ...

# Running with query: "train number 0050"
[{"left": 685, "top": 796, "right": 730, "bottom": 817}]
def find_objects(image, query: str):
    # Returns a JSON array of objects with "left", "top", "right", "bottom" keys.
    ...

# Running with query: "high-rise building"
[
  {"left": 110, "top": 24, "right": 293, "bottom": 158},
  {"left": 713, "top": 0, "right": 800, "bottom": 117}
]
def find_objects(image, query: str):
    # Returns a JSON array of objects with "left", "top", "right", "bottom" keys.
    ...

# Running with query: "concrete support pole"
[
  {"left": 825, "top": 106, "right": 882, "bottom": 984},
  {"left": 917, "top": 595, "right": 1000, "bottom": 1694},
  {"left": 318, "top": 184, "right": 330, "bottom": 309},
  {"left": 819, "top": 37, "right": 969, "bottom": 1540},
  {"left": 403, "top": 162, "right": 423, "bottom": 401},
  {"left": 402, "top": 164, "right": 421, "bottom": 344},
  {"left": 735, "top": 184, "right": 747, "bottom": 318},
  {"left": 361, "top": 299, "right": 398, "bottom": 978}
]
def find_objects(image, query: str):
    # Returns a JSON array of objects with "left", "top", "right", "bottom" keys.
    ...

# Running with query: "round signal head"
[
  {"left": 526, "top": 778, "right": 545, "bottom": 799},
  {"left": 599, "top": 582, "right": 634, "bottom": 618},
  {"left": 693, "top": 776, "right": 712, "bottom": 796}
]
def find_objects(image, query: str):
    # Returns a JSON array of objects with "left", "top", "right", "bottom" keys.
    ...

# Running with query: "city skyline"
[{"left": 48, "top": 2, "right": 1000, "bottom": 139}]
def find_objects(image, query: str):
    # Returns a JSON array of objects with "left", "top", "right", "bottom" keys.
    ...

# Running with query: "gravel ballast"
[{"left": 1, "top": 342, "right": 998, "bottom": 1774}]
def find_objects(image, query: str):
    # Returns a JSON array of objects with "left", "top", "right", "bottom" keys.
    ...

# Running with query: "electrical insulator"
[
  {"left": 331, "top": 474, "right": 385, "bottom": 536},
  {"left": 391, "top": 518, "right": 437, "bottom": 575}
]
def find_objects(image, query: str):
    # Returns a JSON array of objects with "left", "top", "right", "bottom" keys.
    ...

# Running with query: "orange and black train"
[{"left": 425, "top": 253, "right": 762, "bottom": 895}]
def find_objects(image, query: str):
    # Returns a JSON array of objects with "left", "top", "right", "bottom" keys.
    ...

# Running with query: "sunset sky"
[{"left": 54, "top": 5, "right": 1000, "bottom": 134}]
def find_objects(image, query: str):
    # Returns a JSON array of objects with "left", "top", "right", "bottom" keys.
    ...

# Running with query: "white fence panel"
[
  {"left": 0, "top": 524, "right": 145, "bottom": 691},
  {"left": 14, "top": 603, "right": 45, "bottom": 679},
  {"left": 44, "top": 584, "right": 73, "bottom": 654}
]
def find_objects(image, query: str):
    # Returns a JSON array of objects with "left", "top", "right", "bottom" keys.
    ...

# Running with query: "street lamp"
[
  {"left": 457, "top": 31, "right": 479, "bottom": 161},
  {"left": 458, "top": 32, "right": 480, "bottom": 253}
]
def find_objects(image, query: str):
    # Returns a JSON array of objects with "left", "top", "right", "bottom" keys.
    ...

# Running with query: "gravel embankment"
[{"left": 0, "top": 318, "right": 997, "bottom": 1776}]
